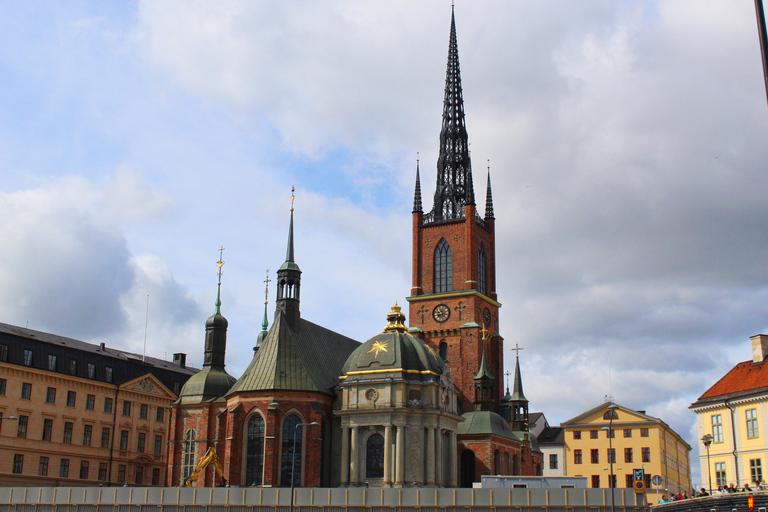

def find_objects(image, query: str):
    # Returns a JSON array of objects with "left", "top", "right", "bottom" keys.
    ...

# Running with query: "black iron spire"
[
  {"left": 485, "top": 163, "right": 495, "bottom": 220},
  {"left": 508, "top": 344, "right": 529, "bottom": 431},
  {"left": 276, "top": 187, "right": 302, "bottom": 329},
  {"left": 413, "top": 156, "right": 423, "bottom": 213},
  {"left": 430, "top": 8, "right": 475, "bottom": 223}
]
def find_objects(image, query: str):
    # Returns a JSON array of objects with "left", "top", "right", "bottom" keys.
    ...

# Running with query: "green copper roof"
[
  {"left": 461, "top": 321, "right": 480, "bottom": 328},
  {"left": 279, "top": 209, "right": 301, "bottom": 272},
  {"left": 458, "top": 410, "right": 519, "bottom": 440},
  {"left": 228, "top": 312, "right": 360, "bottom": 395},
  {"left": 510, "top": 356, "right": 527, "bottom": 402}
]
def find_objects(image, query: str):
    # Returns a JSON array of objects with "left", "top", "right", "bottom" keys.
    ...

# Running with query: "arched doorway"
[{"left": 460, "top": 450, "right": 476, "bottom": 488}]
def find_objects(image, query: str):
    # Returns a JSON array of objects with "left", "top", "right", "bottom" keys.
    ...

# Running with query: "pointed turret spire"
[
  {"left": 255, "top": 269, "right": 270, "bottom": 352},
  {"left": 428, "top": 8, "right": 475, "bottom": 223},
  {"left": 413, "top": 155, "right": 423, "bottom": 213},
  {"left": 276, "top": 187, "right": 302, "bottom": 329},
  {"left": 485, "top": 162, "right": 495, "bottom": 220},
  {"left": 203, "top": 246, "right": 228, "bottom": 369},
  {"left": 474, "top": 335, "right": 496, "bottom": 411},
  {"left": 508, "top": 343, "right": 529, "bottom": 431}
]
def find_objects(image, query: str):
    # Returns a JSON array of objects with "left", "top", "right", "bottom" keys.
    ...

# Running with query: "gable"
[{"left": 121, "top": 373, "right": 176, "bottom": 400}]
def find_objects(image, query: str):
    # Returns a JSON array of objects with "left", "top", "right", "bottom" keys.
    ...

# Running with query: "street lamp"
[
  {"left": 701, "top": 434, "right": 713, "bottom": 495},
  {"left": 602, "top": 405, "right": 619, "bottom": 512},
  {"left": 268, "top": 402, "right": 319, "bottom": 512}
]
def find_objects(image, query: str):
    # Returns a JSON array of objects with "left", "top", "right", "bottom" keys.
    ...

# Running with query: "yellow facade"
[{"left": 561, "top": 401, "right": 691, "bottom": 505}]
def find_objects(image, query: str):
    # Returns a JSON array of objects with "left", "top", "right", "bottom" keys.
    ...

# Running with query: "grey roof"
[
  {"left": 458, "top": 410, "right": 520, "bottom": 441},
  {"left": 228, "top": 312, "right": 360, "bottom": 395},
  {"left": 537, "top": 426, "right": 565, "bottom": 445}
]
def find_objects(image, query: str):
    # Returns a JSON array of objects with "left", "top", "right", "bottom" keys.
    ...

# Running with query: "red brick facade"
[{"left": 458, "top": 433, "right": 544, "bottom": 482}]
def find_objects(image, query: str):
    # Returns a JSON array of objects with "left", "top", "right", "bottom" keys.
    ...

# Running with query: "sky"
[{"left": 1, "top": 0, "right": 768, "bottom": 487}]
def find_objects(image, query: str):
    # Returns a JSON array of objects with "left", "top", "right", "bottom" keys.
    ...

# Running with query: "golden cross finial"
[
  {"left": 290, "top": 186, "right": 295, "bottom": 212},
  {"left": 511, "top": 342, "right": 524, "bottom": 358},
  {"left": 504, "top": 370, "right": 511, "bottom": 389},
  {"left": 263, "top": 269, "right": 271, "bottom": 304},
  {"left": 216, "top": 246, "right": 225, "bottom": 284},
  {"left": 481, "top": 324, "right": 489, "bottom": 341}
]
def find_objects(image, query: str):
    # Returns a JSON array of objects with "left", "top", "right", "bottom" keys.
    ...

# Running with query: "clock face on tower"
[
  {"left": 433, "top": 304, "right": 450, "bottom": 323},
  {"left": 483, "top": 307, "right": 492, "bottom": 327}
]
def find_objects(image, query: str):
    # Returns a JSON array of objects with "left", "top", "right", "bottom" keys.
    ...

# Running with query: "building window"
[
  {"left": 137, "top": 432, "right": 146, "bottom": 452},
  {"left": 715, "top": 462, "right": 726, "bottom": 486},
  {"left": 135, "top": 467, "right": 144, "bottom": 485},
  {"left": 122, "top": 401, "right": 131, "bottom": 416},
  {"left": 154, "top": 435, "right": 163, "bottom": 455},
  {"left": 549, "top": 454, "right": 558, "bottom": 470},
  {"left": 106, "top": 367, "right": 114, "bottom": 383},
  {"left": 607, "top": 448, "right": 615, "bottom": 463},
  {"left": 626, "top": 474, "right": 634, "bottom": 488},
  {"left": 47, "top": 354, "right": 57, "bottom": 371},
  {"left": 120, "top": 430, "right": 129, "bottom": 450},
  {"left": 60, "top": 459, "right": 70, "bottom": 478},
  {"left": 624, "top": 447, "right": 633, "bottom": 463},
  {"left": 245, "top": 415, "right": 265, "bottom": 486},
  {"left": 478, "top": 245, "right": 487, "bottom": 295},
  {"left": 641, "top": 447, "right": 650, "bottom": 463},
  {"left": 42, "top": 419, "right": 53, "bottom": 441},
  {"left": 434, "top": 239, "right": 452, "bottom": 293},
  {"left": 591, "top": 475, "right": 600, "bottom": 488},
  {"left": 66, "top": 391, "right": 76, "bottom": 407},
  {"left": 83, "top": 425, "right": 92, "bottom": 446},
  {"left": 439, "top": 340, "right": 448, "bottom": 361},
  {"left": 591, "top": 449, "right": 599, "bottom": 463},
  {"left": 152, "top": 468, "right": 160, "bottom": 486},
  {"left": 712, "top": 415, "right": 723, "bottom": 443},
  {"left": 87, "top": 363, "right": 96, "bottom": 379},
  {"left": 366, "top": 434, "right": 385, "bottom": 478},
  {"left": 23, "top": 349, "right": 33, "bottom": 366},
  {"left": 608, "top": 474, "right": 617, "bottom": 488},
  {"left": 644, "top": 474, "right": 651, "bottom": 488},
  {"left": 79, "top": 461, "right": 89, "bottom": 480},
  {"left": 140, "top": 404, "right": 148, "bottom": 419},
  {"left": 624, "top": 429, "right": 632, "bottom": 437},
  {"left": 590, "top": 430, "right": 598, "bottom": 439},
  {"left": 640, "top": 428, "right": 649, "bottom": 437},
  {"left": 98, "top": 463, "right": 108, "bottom": 481},
  {"left": 182, "top": 430, "right": 196, "bottom": 482},
  {"left": 156, "top": 408, "right": 164, "bottom": 422},
  {"left": 0, "top": 378, "right": 5, "bottom": 396},
  {"left": 46, "top": 387, "right": 56, "bottom": 404},
  {"left": 17, "top": 415, "right": 28, "bottom": 438},
  {"left": 104, "top": 397, "right": 113, "bottom": 413},
  {"left": 173, "top": 382, "right": 181, "bottom": 395},
  {"left": 101, "top": 427, "right": 111, "bottom": 448},
  {"left": 69, "top": 359, "right": 77, "bottom": 375},
  {"left": 280, "top": 415, "right": 303, "bottom": 486},
  {"left": 747, "top": 409, "right": 759, "bottom": 439},
  {"left": 38, "top": 456, "right": 49, "bottom": 476},
  {"left": 574, "top": 449, "right": 582, "bottom": 464},
  {"left": 751, "top": 459, "right": 763, "bottom": 484},
  {"left": 21, "top": 382, "right": 32, "bottom": 400},
  {"left": 86, "top": 394, "right": 95, "bottom": 410},
  {"left": 118, "top": 465, "right": 126, "bottom": 483},
  {"left": 0, "top": 344, "right": 7, "bottom": 361},
  {"left": 63, "top": 422, "right": 73, "bottom": 444},
  {"left": 606, "top": 429, "right": 615, "bottom": 438},
  {"left": 13, "top": 454, "right": 24, "bottom": 474},
  {"left": 573, "top": 431, "right": 581, "bottom": 440}
]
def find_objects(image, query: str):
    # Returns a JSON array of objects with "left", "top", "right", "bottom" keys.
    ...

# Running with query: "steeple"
[
  {"left": 428, "top": 8, "right": 475, "bottom": 223},
  {"left": 255, "top": 269, "right": 270, "bottom": 352},
  {"left": 508, "top": 344, "right": 529, "bottom": 431},
  {"left": 485, "top": 163, "right": 495, "bottom": 220},
  {"left": 473, "top": 330, "right": 496, "bottom": 411},
  {"left": 413, "top": 156, "right": 423, "bottom": 214},
  {"left": 204, "top": 246, "right": 228, "bottom": 368},
  {"left": 275, "top": 187, "right": 302, "bottom": 329}
]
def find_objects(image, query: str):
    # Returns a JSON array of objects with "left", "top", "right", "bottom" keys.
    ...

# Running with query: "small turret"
[
  {"left": 473, "top": 329, "right": 495, "bottom": 411},
  {"left": 413, "top": 158, "right": 423, "bottom": 214},
  {"left": 485, "top": 165, "right": 495, "bottom": 220},
  {"left": 275, "top": 187, "right": 302, "bottom": 330},
  {"left": 508, "top": 346, "right": 529, "bottom": 431}
]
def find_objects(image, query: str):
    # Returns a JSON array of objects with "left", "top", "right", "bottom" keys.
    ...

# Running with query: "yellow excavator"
[{"left": 182, "top": 447, "right": 227, "bottom": 487}]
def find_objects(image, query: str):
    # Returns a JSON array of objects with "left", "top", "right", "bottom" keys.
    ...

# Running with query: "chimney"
[
  {"left": 750, "top": 335, "right": 768, "bottom": 363},
  {"left": 173, "top": 353, "right": 186, "bottom": 368},
  {"left": 99, "top": 342, "right": 106, "bottom": 351}
]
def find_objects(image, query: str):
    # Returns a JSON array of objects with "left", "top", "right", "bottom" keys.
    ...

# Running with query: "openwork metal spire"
[
  {"left": 485, "top": 163, "right": 495, "bottom": 220},
  {"left": 429, "top": 9, "right": 475, "bottom": 223},
  {"left": 413, "top": 156, "right": 423, "bottom": 213}
]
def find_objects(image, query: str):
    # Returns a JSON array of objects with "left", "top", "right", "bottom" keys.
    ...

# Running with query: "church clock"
[
  {"left": 483, "top": 307, "right": 492, "bottom": 327},
  {"left": 433, "top": 304, "right": 450, "bottom": 323}
]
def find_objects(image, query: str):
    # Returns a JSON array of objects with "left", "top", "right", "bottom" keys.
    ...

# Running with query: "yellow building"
[
  {"left": 0, "top": 323, "right": 195, "bottom": 486},
  {"left": 690, "top": 334, "right": 768, "bottom": 492},
  {"left": 561, "top": 401, "right": 691, "bottom": 505}
]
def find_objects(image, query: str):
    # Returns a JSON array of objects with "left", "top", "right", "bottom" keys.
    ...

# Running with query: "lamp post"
[
  {"left": 602, "top": 405, "right": 619, "bottom": 512},
  {"left": 268, "top": 402, "right": 319, "bottom": 512},
  {"left": 701, "top": 434, "right": 713, "bottom": 495}
]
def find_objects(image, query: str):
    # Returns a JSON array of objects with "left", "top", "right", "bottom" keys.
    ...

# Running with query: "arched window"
[
  {"left": 366, "top": 434, "right": 385, "bottom": 478},
  {"left": 494, "top": 450, "right": 501, "bottom": 475},
  {"left": 181, "top": 430, "right": 196, "bottom": 482},
  {"left": 434, "top": 239, "right": 452, "bottom": 293},
  {"left": 245, "top": 414, "right": 265, "bottom": 486},
  {"left": 280, "top": 415, "right": 303, "bottom": 487},
  {"left": 439, "top": 340, "right": 448, "bottom": 362},
  {"left": 503, "top": 452, "right": 510, "bottom": 475},
  {"left": 478, "top": 245, "right": 487, "bottom": 295},
  {"left": 512, "top": 454, "right": 519, "bottom": 475}
]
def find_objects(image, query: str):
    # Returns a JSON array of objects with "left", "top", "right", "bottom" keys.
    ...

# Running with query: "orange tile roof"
[{"left": 694, "top": 359, "right": 768, "bottom": 404}]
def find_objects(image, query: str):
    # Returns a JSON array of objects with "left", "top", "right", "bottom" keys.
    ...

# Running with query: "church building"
[{"left": 167, "top": 8, "right": 542, "bottom": 489}]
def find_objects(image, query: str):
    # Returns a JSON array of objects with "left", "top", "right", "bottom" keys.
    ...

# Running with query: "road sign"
[
  {"left": 652, "top": 475, "right": 663, "bottom": 486},
  {"left": 633, "top": 469, "right": 646, "bottom": 494}
]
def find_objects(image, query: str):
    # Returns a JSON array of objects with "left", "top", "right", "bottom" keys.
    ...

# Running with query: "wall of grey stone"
[{"left": 0, "top": 487, "right": 647, "bottom": 511}]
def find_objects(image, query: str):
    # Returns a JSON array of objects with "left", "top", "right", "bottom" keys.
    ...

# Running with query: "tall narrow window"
[
  {"left": 246, "top": 415, "right": 265, "bottom": 486},
  {"left": 101, "top": 427, "right": 110, "bottom": 448},
  {"left": 434, "top": 239, "right": 452, "bottom": 293},
  {"left": 280, "top": 415, "right": 302, "bottom": 487},
  {"left": 366, "top": 434, "right": 385, "bottom": 478},
  {"left": 69, "top": 359, "right": 77, "bottom": 375},
  {"left": 42, "top": 419, "right": 53, "bottom": 441},
  {"left": 98, "top": 463, "right": 108, "bottom": 481},
  {"left": 63, "top": 422, "right": 73, "bottom": 444},
  {"left": 154, "top": 435, "right": 163, "bottom": 455},
  {"left": 0, "top": 344, "right": 8, "bottom": 361},
  {"left": 60, "top": 459, "right": 69, "bottom": 478},
  {"left": 439, "top": 340, "right": 448, "bottom": 362},
  {"left": 715, "top": 462, "right": 726, "bottom": 486},
  {"left": 747, "top": 409, "right": 759, "bottom": 438},
  {"left": 137, "top": 432, "right": 146, "bottom": 452},
  {"left": 21, "top": 383, "right": 31, "bottom": 400},
  {"left": 181, "top": 430, "right": 196, "bottom": 482},
  {"left": 38, "top": 456, "right": 49, "bottom": 476},
  {"left": 48, "top": 355, "right": 57, "bottom": 371},
  {"left": 23, "top": 349, "right": 33, "bottom": 366},
  {"left": 751, "top": 459, "right": 763, "bottom": 484},
  {"left": 13, "top": 454, "right": 24, "bottom": 474},
  {"left": 478, "top": 245, "right": 487, "bottom": 295},
  {"left": 83, "top": 425, "right": 92, "bottom": 446},
  {"left": 17, "top": 416, "right": 28, "bottom": 438},
  {"left": 79, "top": 461, "right": 89, "bottom": 480}
]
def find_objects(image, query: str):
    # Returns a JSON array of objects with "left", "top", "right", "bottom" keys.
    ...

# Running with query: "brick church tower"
[{"left": 407, "top": 8, "right": 502, "bottom": 415}]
